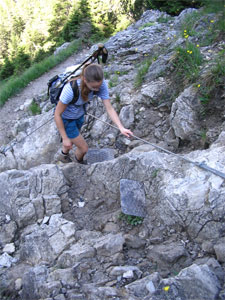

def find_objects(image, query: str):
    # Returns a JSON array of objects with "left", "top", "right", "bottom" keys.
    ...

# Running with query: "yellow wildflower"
[
  {"left": 210, "top": 20, "right": 214, "bottom": 23},
  {"left": 185, "top": 35, "right": 189, "bottom": 38},
  {"left": 163, "top": 286, "right": 170, "bottom": 292},
  {"left": 189, "top": 51, "right": 192, "bottom": 54},
  {"left": 184, "top": 30, "right": 187, "bottom": 32},
  {"left": 196, "top": 44, "right": 200, "bottom": 47},
  {"left": 167, "top": 37, "right": 170, "bottom": 40},
  {"left": 197, "top": 84, "right": 201, "bottom": 88},
  {"left": 187, "top": 50, "right": 190, "bottom": 53}
]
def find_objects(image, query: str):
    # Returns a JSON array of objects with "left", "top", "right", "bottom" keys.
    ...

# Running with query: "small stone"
[
  {"left": 123, "top": 270, "right": 134, "bottom": 279},
  {"left": 42, "top": 216, "right": 50, "bottom": 224},
  {"left": 5, "top": 214, "right": 11, "bottom": 223},
  {"left": 15, "top": 278, "right": 22, "bottom": 291},
  {"left": 214, "top": 241, "right": 225, "bottom": 262},
  {"left": 146, "top": 280, "right": 156, "bottom": 294},
  {"left": 78, "top": 200, "right": 85, "bottom": 208},
  {"left": 0, "top": 253, "right": 16, "bottom": 268},
  {"left": 3, "top": 243, "right": 15, "bottom": 254}
]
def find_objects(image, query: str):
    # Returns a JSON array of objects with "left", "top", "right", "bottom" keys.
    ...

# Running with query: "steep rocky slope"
[{"left": 0, "top": 8, "right": 224, "bottom": 300}]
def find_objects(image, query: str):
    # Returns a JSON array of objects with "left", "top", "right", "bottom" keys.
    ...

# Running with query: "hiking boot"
[
  {"left": 74, "top": 155, "right": 87, "bottom": 165},
  {"left": 55, "top": 151, "right": 72, "bottom": 163}
]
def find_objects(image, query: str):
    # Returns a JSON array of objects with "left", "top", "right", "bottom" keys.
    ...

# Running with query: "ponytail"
[{"left": 81, "top": 64, "right": 104, "bottom": 101}]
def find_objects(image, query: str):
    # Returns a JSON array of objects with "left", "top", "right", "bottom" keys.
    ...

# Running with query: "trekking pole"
[
  {"left": 47, "top": 44, "right": 108, "bottom": 96},
  {"left": 62, "top": 44, "right": 108, "bottom": 83}
]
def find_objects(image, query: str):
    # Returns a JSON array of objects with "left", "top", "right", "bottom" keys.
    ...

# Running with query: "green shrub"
[
  {"left": 202, "top": 0, "right": 225, "bottom": 13},
  {"left": 29, "top": 101, "right": 41, "bottom": 115},
  {"left": 157, "top": 16, "right": 173, "bottom": 23},
  {"left": 131, "top": 0, "right": 203, "bottom": 18},
  {"left": 0, "top": 57, "right": 14, "bottom": 80},
  {"left": 13, "top": 47, "right": 31, "bottom": 75}
]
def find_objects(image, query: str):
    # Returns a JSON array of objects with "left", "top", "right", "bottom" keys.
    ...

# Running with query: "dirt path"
[{"left": 0, "top": 48, "right": 90, "bottom": 146}]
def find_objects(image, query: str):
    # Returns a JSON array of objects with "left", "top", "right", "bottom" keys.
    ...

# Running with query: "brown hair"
[{"left": 80, "top": 64, "right": 104, "bottom": 101}]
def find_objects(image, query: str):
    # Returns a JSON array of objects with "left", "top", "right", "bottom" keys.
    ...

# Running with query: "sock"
[
  {"left": 75, "top": 155, "right": 83, "bottom": 162},
  {"left": 61, "top": 150, "right": 69, "bottom": 156}
]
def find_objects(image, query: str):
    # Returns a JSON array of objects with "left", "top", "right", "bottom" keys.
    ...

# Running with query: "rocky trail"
[{"left": 0, "top": 48, "right": 89, "bottom": 146}]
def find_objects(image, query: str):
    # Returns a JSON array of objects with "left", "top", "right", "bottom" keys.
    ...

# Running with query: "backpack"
[
  {"left": 47, "top": 73, "right": 80, "bottom": 105},
  {"left": 47, "top": 44, "right": 108, "bottom": 106}
]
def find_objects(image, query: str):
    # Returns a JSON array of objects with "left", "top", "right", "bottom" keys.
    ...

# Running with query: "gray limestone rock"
[{"left": 120, "top": 179, "right": 146, "bottom": 217}]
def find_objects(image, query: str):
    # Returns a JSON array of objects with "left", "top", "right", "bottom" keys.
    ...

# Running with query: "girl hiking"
[{"left": 54, "top": 63, "right": 133, "bottom": 164}]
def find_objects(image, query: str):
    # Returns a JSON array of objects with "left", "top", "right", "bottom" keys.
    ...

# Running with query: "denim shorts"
[{"left": 62, "top": 115, "right": 84, "bottom": 139}]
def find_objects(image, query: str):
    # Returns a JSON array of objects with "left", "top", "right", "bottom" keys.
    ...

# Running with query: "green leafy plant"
[
  {"left": 152, "top": 169, "right": 159, "bottom": 178},
  {"left": 200, "top": 130, "right": 207, "bottom": 142},
  {"left": 115, "top": 93, "right": 121, "bottom": 103},
  {"left": 119, "top": 212, "right": 144, "bottom": 226},
  {"left": 104, "top": 71, "right": 110, "bottom": 79},
  {"left": 29, "top": 101, "right": 41, "bottom": 115}
]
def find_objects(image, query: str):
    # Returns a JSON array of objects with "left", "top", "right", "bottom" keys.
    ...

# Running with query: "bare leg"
[
  {"left": 62, "top": 143, "right": 72, "bottom": 154},
  {"left": 71, "top": 134, "right": 88, "bottom": 161}
]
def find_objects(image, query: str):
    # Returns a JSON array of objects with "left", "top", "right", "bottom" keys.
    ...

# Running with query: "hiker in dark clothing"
[{"left": 54, "top": 63, "right": 133, "bottom": 163}]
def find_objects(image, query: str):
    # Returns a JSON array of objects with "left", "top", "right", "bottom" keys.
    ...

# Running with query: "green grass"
[
  {"left": 200, "top": 15, "right": 225, "bottom": 46},
  {"left": 0, "top": 39, "right": 82, "bottom": 107},
  {"left": 29, "top": 101, "right": 41, "bottom": 115},
  {"left": 180, "top": 1, "right": 224, "bottom": 46},
  {"left": 108, "top": 74, "right": 119, "bottom": 88},
  {"left": 157, "top": 16, "right": 172, "bottom": 23},
  {"left": 139, "top": 22, "right": 155, "bottom": 30},
  {"left": 173, "top": 42, "right": 203, "bottom": 82},
  {"left": 134, "top": 57, "right": 152, "bottom": 88},
  {"left": 180, "top": 10, "right": 201, "bottom": 38},
  {"left": 197, "top": 50, "right": 225, "bottom": 110}
]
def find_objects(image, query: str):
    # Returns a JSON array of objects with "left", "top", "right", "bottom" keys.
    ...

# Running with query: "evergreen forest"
[{"left": 0, "top": 0, "right": 219, "bottom": 82}]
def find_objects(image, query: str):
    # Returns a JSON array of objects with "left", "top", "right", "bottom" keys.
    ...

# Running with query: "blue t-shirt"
[{"left": 60, "top": 78, "right": 109, "bottom": 119}]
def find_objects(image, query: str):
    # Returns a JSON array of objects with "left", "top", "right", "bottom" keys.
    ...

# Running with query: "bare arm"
[
  {"left": 103, "top": 99, "right": 133, "bottom": 137},
  {"left": 54, "top": 101, "right": 73, "bottom": 149}
]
